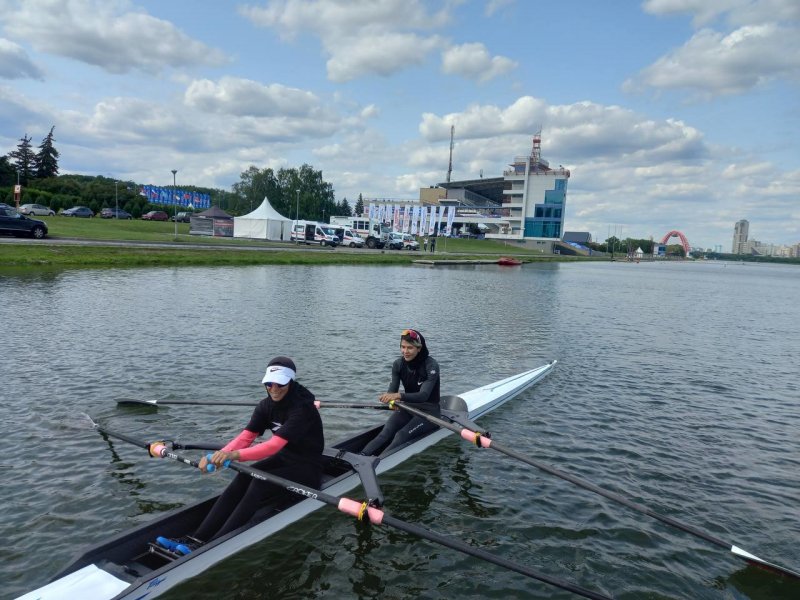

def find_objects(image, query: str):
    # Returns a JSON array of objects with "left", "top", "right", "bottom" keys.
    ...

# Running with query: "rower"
[{"left": 360, "top": 328, "right": 441, "bottom": 456}]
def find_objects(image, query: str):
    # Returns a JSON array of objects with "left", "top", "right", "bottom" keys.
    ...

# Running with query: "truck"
[
  {"left": 290, "top": 221, "right": 339, "bottom": 246},
  {"left": 329, "top": 216, "right": 391, "bottom": 249}
]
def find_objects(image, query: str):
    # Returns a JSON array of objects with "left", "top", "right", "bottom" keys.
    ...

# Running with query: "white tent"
[{"left": 233, "top": 197, "right": 292, "bottom": 240}]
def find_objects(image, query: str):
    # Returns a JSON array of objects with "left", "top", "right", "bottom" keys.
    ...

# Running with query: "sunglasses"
[
  {"left": 401, "top": 329, "right": 420, "bottom": 341},
  {"left": 264, "top": 381, "right": 288, "bottom": 390}
]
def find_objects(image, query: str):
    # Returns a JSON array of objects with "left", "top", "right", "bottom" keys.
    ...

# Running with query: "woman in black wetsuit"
[
  {"left": 361, "top": 328, "right": 440, "bottom": 456},
  {"left": 154, "top": 356, "right": 324, "bottom": 549}
]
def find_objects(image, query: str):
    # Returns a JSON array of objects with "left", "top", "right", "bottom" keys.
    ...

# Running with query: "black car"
[
  {"left": 0, "top": 206, "right": 48, "bottom": 238},
  {"left": 171, "top": 211, "right": 192, "bottom": 222}
]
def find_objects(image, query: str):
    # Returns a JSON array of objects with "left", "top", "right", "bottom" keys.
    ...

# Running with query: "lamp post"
[
  {"left": 295, "top": 189, "right": 300, "bottom": 244},
  {"left": 171, "top": 169, "right": 178, "bottom": 240}
]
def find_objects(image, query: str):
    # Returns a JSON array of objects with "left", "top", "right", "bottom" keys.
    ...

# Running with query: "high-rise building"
[{"left": 732, "top": 220, "right": 749, "bottom": 254}]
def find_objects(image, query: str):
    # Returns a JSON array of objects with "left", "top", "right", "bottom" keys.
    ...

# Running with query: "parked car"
[
  {"left": 0, "top": 206, "right": 48, "bottom": 238},
  {"left": 101, "top": 207, "right": 133, "bottom": 219},
  {"left": 61, "top": 206, "right": 94, "bottom": 218},
  {"left": 19, "top": 203, "right": 55, "bottom": 216},
  {"left": 171, "top": 211, "right": 192, "bottom": 222},
  {"left": 142, "top": 211, "right": 169, "bottom": 221},
  {"left": 402, "top": 233, "right": 420, "bottom": 250}
]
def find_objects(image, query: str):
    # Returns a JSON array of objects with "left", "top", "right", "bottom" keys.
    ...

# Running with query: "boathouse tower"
[{"left": 501, "top": 132, "right": 570, "bottom": 240}]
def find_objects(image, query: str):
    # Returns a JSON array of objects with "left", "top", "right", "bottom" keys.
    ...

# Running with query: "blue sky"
[{"left": 1, "top": 0, "right": 798, "bottom": 248}]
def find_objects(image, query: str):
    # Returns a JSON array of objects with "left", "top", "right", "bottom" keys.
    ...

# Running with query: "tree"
[
  {"left": 338, "top": 197, "right": 352, "bottom": 216},
  {"left": 0, "top": 155, "right": 16, "bottom": 187},
  {"left": 35, "top": 126, "right": 59, "bottom": 178},
  {"left": 355, "top": 193, "right": 364, "bottom": 216},
  {"left": 8, "top": 134, "right": 35, "bottom": 184}
]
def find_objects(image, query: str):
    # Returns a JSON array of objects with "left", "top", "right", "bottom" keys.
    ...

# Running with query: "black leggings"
[
  {"left": 361, "top": 410, "right": 438, "bottom": 456},
  {"left": 194, "top": 455, "right": 321, "bottom": 542}
]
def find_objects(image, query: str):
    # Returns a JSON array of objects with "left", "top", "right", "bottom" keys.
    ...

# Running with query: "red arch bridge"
[{"left": 659, "top": 230, "right": 690, "bottom": 256}]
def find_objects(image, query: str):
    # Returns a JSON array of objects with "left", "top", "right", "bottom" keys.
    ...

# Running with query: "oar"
[
  {"left": 116, "top": 398, "right": 390, "bottom": 410},
  {"left": 392, "top": 400, "right": 800, "bottom": 580},
  {"left": 92, "top": 421, "right": 612, "bottom": 600}
]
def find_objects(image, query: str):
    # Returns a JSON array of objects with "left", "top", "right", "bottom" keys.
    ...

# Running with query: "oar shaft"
[
  {"left": 393, "top": 401, "right": 800, "bottom": 580},
  {"left": 95, "top": 424, "right": 612, "bottom": 599},
  {"left": 489, "top": 439, "right": 729, "bottom": 548},
  {"left": 118, "top": 398, "right": 389, "bottom": 410}
]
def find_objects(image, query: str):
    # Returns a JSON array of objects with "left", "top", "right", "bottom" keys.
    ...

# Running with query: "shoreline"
[{"left": 0, "top": 238, "right": 601, "bottom": 269}]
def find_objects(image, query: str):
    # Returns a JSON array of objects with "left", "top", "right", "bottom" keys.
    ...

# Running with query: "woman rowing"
[
  {"left": 361, "top": 328, "right": 440, "bottom": 456},
  {"left": 153, "top": 356, "right": 324, "bottom": 548}
]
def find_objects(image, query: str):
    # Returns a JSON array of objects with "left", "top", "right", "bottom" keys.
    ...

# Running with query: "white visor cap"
[{"left": 262, "top": 364, "right": 296, "bottom": 386}]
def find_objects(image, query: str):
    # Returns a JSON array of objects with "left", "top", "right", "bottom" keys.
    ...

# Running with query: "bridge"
[{"left": 659, "top": 230, "right": 690, "bottom": 256}]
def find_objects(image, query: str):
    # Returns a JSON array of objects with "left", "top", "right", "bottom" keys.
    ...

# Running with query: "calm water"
[{"left": 1, "top": 260, "right": 798, "bottom": 600}]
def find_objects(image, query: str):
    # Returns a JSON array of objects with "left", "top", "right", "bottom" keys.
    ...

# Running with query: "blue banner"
[{"left": 140, "top": 185, "right": 211, "bottom": 209}]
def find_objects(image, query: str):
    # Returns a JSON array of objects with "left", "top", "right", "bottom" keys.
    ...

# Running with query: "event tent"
[{"left": 233, "top": 197, "right": 292, "bottom": 241}]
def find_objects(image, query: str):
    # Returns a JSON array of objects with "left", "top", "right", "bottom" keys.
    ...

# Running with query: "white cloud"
[
  {"left": 441, "top": 42, "right": 517, "bottom": 82},
  {"left": 1, "top": 0, "right": 228, "bottom": 74},
  {"left": 327, "top": 33, "right": 442, "bottom": 82},
  {"left": 642, "top": 0, "right": 800, "bottom": 28},
  {"left": 485, "top": 0, "right": 515, "bottom": 17},
  {"left": 0, "top": 38, "right": 43, "bottom": 79},
  {"left": 624, "top": 24, "right": 800, "bottom": 96},
  {"left": 239, "top": 0, "right": 451, "bottom": 81},
  {"left": 184, "top": 77, "right": 327, "bottom": 118}
]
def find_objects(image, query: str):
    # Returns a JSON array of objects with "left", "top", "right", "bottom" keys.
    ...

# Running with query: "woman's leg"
[
  {"left": 203, "top": 459, "right": 322, "bottom": 540},
  {"left": 193, "top": 471, "right": 253, "bottom": 542},
  {"left": 361, "top": 411, "right": 412, "bottom": 456},
  {"left": 382, "top": 416, "right": 438, "bottom": 453}
]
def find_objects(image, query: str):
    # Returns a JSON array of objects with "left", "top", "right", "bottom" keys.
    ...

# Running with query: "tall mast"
[{"left": 446, "top": 125, "right": 454, "bottom": 183}]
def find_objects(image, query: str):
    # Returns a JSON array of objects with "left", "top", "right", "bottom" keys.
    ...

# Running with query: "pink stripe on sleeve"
[
  {"left": 222, "top": 430, "right": 258, "bottom": 452},
  {"left": 236, "top": 435, "right": 288, "bottom": 462}
]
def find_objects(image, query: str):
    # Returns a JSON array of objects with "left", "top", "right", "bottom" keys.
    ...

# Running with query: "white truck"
[
  {"left": 290, "top": 220, "right": 339, "bottom": 246},
  {"left": 329, "top": 216, "right": 391, "bottom": 249}
]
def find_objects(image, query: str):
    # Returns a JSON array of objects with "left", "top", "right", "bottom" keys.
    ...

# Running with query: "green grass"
[{"left": 1, "top": 216, "right": 599, "bottom": 269}]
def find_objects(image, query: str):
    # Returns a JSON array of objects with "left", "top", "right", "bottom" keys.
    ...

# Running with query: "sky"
[{"left": 1, "top": 0, "right": 798, "bottom": 249}]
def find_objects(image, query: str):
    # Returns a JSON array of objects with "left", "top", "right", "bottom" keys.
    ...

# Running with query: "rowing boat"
[{"left": 19, "top": 362, "right": 556, "bottom": 600}]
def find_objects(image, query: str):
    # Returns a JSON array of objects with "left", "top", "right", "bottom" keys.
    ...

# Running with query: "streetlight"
[
  {"left": 295, "top": 188, "right": 300, "bottom": 244},
  {"left": 171, "top": 169, "right": 178, "bottom": 240}
]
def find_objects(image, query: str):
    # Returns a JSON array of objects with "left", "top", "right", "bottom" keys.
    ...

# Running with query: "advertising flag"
[{"left": 446, "top": 205, "right": 456, "bottom": 236}]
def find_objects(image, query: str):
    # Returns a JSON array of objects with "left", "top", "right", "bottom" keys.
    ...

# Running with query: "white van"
[
  {"left": 333, "top": 227, "right": 364, "bottom": 248},
  {"left": 291, "top": 221, "right": 339, "bottom": 246}
]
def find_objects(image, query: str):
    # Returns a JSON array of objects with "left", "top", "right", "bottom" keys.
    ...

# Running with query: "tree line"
[
  {"left": 1, "top": 128, "right": 360, "bottom": 220},
  {"left": 1, "top": 127, "right": 60, "bottom": 186}
]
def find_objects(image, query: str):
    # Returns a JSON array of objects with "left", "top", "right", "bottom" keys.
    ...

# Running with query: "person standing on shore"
[{"left": 429, "top": 236, "right": 436, "bottom": 253}]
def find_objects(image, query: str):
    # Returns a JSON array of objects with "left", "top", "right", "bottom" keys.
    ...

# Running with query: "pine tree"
[
  {"left": 9, "top": 134, "right": 36, "bottom": 184},
  {"left": 355, "top": 193, "right": 364, "bottom": 216},
  {"left": 339, "top": 197, "right": 352, "bottom": 216},
  {"left": 35, "top": 126, "right": 60, "bottom": 178}
]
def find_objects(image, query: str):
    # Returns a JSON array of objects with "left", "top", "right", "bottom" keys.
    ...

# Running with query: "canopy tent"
[
  {"left": 234, "top": 197, "right": 292, "bottom": 241},
  {"left": 190, "top": 206, "right": 233, "bottom": 237}
]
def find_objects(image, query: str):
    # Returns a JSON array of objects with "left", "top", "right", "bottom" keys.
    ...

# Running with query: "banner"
[
  {"left": 437, "top": 206, "right": 445, "bottom": 236},
  {"left": 420, "top": 206, "right": 427, "bottom": 236},
  {"left": 428, "top": 206, "right": 436, "bottom": 236},
  {"left": 393, "top": 205, "right": 401, "bottom": 230},
  {"left": 445, "top": 205, "right": 456, "bottom": 236},
  {"left": 368, "top": 203, "right": 377, "bottom": 221},
  {"left": 139, "top": 185, "right": 211, "bottom": 208}
]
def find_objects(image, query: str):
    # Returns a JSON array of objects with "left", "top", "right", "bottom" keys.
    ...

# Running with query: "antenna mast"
[{"left": 446, "top": 125, "right": 454, "bottom": 183}]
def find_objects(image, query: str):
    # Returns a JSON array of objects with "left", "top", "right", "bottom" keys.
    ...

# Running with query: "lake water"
[{"left": 1, "top": 260, "right": 798, "bottom": 599}]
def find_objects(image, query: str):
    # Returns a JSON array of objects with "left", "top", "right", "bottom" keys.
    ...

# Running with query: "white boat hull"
[{"left": 18, "top": 362, "right": 556, "bottom": 600}]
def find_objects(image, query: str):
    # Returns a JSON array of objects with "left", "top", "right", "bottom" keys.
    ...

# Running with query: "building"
[
  {"left": 732, "top": 219, "right": 749, "bottom": 254},
  {"left": 434, "top": 132, "right": 570, "bottom": 244}
]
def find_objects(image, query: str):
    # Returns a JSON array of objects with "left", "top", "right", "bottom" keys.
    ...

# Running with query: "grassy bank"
[
  {"left": 0, "top": 244, "right": 586, "bottom": 268},
  {"left": 1, "top": 216, "right": 597, "bottom": 268}
]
